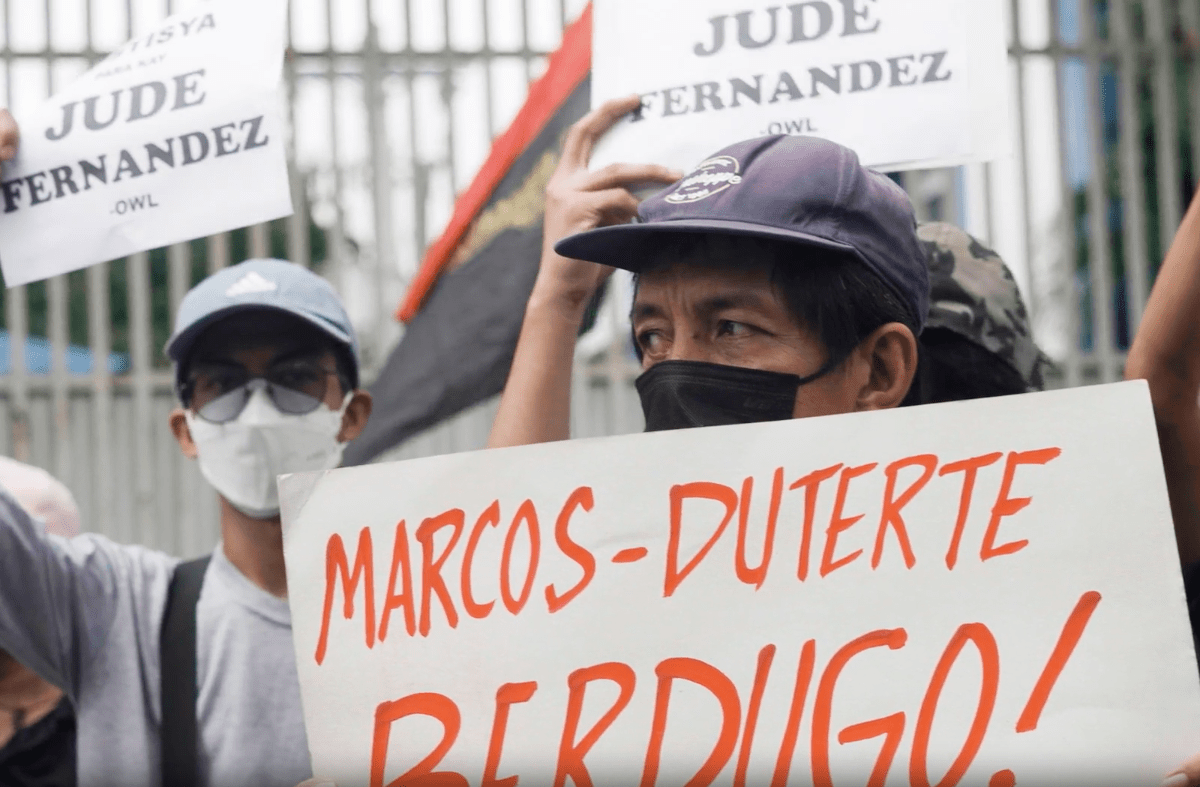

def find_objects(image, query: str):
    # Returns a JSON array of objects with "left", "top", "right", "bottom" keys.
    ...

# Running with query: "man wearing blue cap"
[
  {"left": 490, "top": 96, "right": 924, "bottom": 444},
  {"left": 0, "top": 162, "right": 371, "bottom": 787}
]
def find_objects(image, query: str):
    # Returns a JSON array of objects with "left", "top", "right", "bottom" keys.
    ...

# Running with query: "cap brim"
[
  {"left": 165, "top": 303, "right": 356, "bottom": 371},
  {"left": 555, "top": 219, "right": 859, "bottom": 273}
]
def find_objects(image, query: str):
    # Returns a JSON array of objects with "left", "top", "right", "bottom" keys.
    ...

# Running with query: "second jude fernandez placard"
[
  {"left": 282, "top": 381, "right": 1200, "bottom": 785},
  {"left": 589, "top": 0, "right": 1010, "bottom": 174}
]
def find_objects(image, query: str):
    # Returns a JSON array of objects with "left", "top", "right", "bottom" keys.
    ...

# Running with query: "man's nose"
[{"left": 668, "top": 332, "right": 717, "bottom": 364}]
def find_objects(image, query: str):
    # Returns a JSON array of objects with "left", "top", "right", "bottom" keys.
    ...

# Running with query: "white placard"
[
  {"left": 591, "top": 0, "right": 1010, "bottom": 174},
  {"left": 283, "top": 382, "right": 1200, "bottom": 785},
  {"left": 0, "top": 0, "right": 291, "bottom": 287}
]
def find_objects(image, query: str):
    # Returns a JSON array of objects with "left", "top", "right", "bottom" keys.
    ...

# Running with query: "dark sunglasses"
[{"left": 181, "top": 359, "right": 347, "bottom": 424}]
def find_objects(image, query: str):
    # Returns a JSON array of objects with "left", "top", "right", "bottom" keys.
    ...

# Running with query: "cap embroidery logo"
[
  {"left": 225, "top": 271, "right": 278, "bottom": 298},
  {"left": 665, "top": 156, "right": 743, "bottom": 204}
]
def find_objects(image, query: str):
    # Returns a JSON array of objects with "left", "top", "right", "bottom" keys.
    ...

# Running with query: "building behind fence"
[{"left": 0, "top": 0, "right": 1195, "bottom": 556}]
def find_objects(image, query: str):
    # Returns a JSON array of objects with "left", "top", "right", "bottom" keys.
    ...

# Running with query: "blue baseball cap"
[
  {"left": 165, "top": 258, "right": 360, "bottom": 389},
  {"left": 556, "top": 135, "right": 930, "bottom": 332}
]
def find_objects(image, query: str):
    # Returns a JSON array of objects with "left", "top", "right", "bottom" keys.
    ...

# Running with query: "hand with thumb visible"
[{"left": 1164, "top": 753, "right": 1200, "bottom": 787}]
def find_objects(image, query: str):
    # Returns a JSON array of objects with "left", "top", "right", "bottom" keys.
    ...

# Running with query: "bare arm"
[
  {"left": 1126, "top": 192, "right": 1200, "bottom": 565},
  {"left": 487, "top": 96, "right": 680, "bottom": 448}
]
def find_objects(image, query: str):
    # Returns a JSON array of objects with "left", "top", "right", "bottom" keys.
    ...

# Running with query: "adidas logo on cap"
[{"left": 225, "top": 271, "right": 278, "bottom": 298}]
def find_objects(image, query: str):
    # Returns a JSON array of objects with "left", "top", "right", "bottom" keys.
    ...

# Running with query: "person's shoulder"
[{"left": 53, "top": 531, "right": 182, "bottom": 591}]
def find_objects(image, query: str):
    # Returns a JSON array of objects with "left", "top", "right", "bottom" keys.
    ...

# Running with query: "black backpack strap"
[{"left": 160, "top": 556, "right": 211, "bottom": 787}]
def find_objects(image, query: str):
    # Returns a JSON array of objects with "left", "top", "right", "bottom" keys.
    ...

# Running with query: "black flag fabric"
[{"left": 343, "top": 7, "right": 592, "bottom": 465}]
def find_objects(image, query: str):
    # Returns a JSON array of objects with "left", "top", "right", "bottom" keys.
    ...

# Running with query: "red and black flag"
[{"left": 344, "top": 6, "right": 592, "bottom": 465}]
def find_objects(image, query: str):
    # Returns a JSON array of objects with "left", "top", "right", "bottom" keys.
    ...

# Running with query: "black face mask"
[{"left": 636, "top": 358, "right": 842, "bottom": 432}]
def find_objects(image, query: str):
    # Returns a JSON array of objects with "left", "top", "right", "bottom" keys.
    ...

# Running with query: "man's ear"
[
  {"left": 169, "top": 407, "right": 199, "bottom": 459},
  {"left": 338, "top": 391, "right": 373, "bottom": 443},
  {"left": 852, "top": 322, "right": 919, "bottom": 412}
]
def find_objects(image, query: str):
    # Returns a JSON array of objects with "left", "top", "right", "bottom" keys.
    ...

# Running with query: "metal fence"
[{"left": 0, "top": 0, "right": 1196, "bottom": 556}]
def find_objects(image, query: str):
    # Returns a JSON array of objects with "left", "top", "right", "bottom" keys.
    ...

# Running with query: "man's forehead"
[{"left": 635, "top": 254, "right": 776, "bottom": 296}]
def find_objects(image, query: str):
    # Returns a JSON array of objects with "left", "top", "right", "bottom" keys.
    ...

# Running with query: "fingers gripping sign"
[
  {"left": 0, "top": 109, "right": 19, "bottom": 168},
  {"left": 1165, "top": 754, "right": 1200, "bottom": 787},
  {"left": 540, "top": 94, "right": 683, "bottom": 308}
]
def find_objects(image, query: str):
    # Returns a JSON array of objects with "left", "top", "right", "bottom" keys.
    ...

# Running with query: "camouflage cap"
[{"left": 918, "top": 222, "right": 1055, "bottom": 392}]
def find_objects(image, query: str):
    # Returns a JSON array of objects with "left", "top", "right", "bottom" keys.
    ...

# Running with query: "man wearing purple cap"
[
  {"left": 490, "top": 96, "right": 924, "bottom": 444},
  {"left": 486, "top": 97, "right": 1200, "bottom": 787}
]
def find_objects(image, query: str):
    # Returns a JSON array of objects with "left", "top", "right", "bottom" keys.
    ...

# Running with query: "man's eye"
[
  {"left": 717, "top": 320, "right": 755, "bottom": 338},
  {"left": 199, "top": 373, "right": 242, "bottom": 394},
  {"left": 637, "top": 331, "right": 666, "bottom": 354},
  {"left": 274, "top": 367, "right": 322, "bottom": 390}
]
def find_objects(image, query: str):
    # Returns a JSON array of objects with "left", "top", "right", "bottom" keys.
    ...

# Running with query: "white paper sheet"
[
  {"left": 590, "top": 0, "right": 1011, "bottom": 174},
  {"left": 283, "top": 382, "right": 1200, "bottom": 785},
  {"left": 0, "top": 0, "right": 291, "bottom": 287}
]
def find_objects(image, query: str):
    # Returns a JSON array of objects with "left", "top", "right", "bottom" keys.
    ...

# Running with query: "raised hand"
[{"left": 537, "top": 94, "right": 682, "bottom": 313}]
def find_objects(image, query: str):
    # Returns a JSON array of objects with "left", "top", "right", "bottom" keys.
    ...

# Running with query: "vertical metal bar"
[
  {"left": 48, "top": 276, "right": 70, "bottom": 483},
  {"left": 1145, "top": 0, "right": 1183, "bottom": 256},
  {"left": 982, "top": 162, "right": 997, "bottom": 247},
  {"left": 80, "top": 0, "right": 115, "bottom": 537},
  {"left": 1080, "top": 0, "right": 1118, "bottom": 381},
  {"left": 249, "top": 222, "right": 270, "bottom": 259},
  {"left": 365, "top": 16, "right": 399, "bottom": 365},
  {"left": 86, "top": 263, "right": 113, "bottom": 537},
  {"left": 480, "top": 0, "right": 495, "bottom": 138},
  {"left": 287, "top": 168, "right": 311, "bottom": 266},
  {"left": 1052, "top": 0, "right": 1083, "bottom": 387},
  {"left": 7, "top": 283, "right": 30, "bottom": 462},
  {"left": 1111, "top": 0, "right": 1151, "bottom": 333},
  {"left": 207, "top": 232, "right": 230, "bottom": 273},
  {"left": 325, "top": 0, "right": 350, "bottom": 287},
  {"left": 1009, "top": 0, "right": 1041, "bottom": 326},
  {"left": 604, "top": 277, "right": 633, "bottom": 435},
  {"left": 44, "top": 5, "right": 72, "bottom": 485},
  {"left": 284, "top": 7, "right": 311, "bottom": 268},
  {"left": 127, "top": 252, "right": 155, "bottom": 547},
  {"left": 440, "top": 0, "right": 459, "bottom": 191},
  {"left": 168, "top": 243, "right": 191, "bottom": 325},
  {"left": 403, "top": 0, "right": 428, "bottom": 270},
  {"left": 520, "top": 0, "right": 532, "bottom": 82},
  {"left": 169, "top": 239, "right": 196, "bottom": 554}
]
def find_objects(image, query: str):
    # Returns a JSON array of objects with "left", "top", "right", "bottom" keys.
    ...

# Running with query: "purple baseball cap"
[{"left": 556, "top": 135, "right": 930, "bottom": 332}]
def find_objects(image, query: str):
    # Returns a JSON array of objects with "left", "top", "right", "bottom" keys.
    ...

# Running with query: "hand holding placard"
[
  {"left": 0, "top": 110, "right": 17, "bottom": 165},
  {"left": 489, "top": 96, "right": 680, "bottom": 450},
  {"left": 540, "top": 96, "right": 681, "bottom": 307}
]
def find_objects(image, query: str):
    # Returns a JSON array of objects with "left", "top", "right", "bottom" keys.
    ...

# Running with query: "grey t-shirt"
[{"left": 0, "top": 488, "right": 312, "bottom": 787}]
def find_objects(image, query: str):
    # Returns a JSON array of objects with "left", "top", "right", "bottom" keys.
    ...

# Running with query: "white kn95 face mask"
[{"left": 186, "top": 387, "right": 352, "bottom": 519}]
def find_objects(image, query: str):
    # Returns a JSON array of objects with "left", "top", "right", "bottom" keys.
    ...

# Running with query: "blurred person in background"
[
  {"left": 902, "top": 221, "right": 1054, "bottom": 405},
  {"left": 0, "top": 457, "right": 80, "bottom": 787}
]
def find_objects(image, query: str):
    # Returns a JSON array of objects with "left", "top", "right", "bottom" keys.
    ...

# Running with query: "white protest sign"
[
  {"left": 590, "top": 0, "right": 1009, "bottom": 174},
  {"left": 0, "top": 0, "right": 291, "bottom": 287},
  {"left": 283, "top": 382, "right": 1200, "bottom": 785}
]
